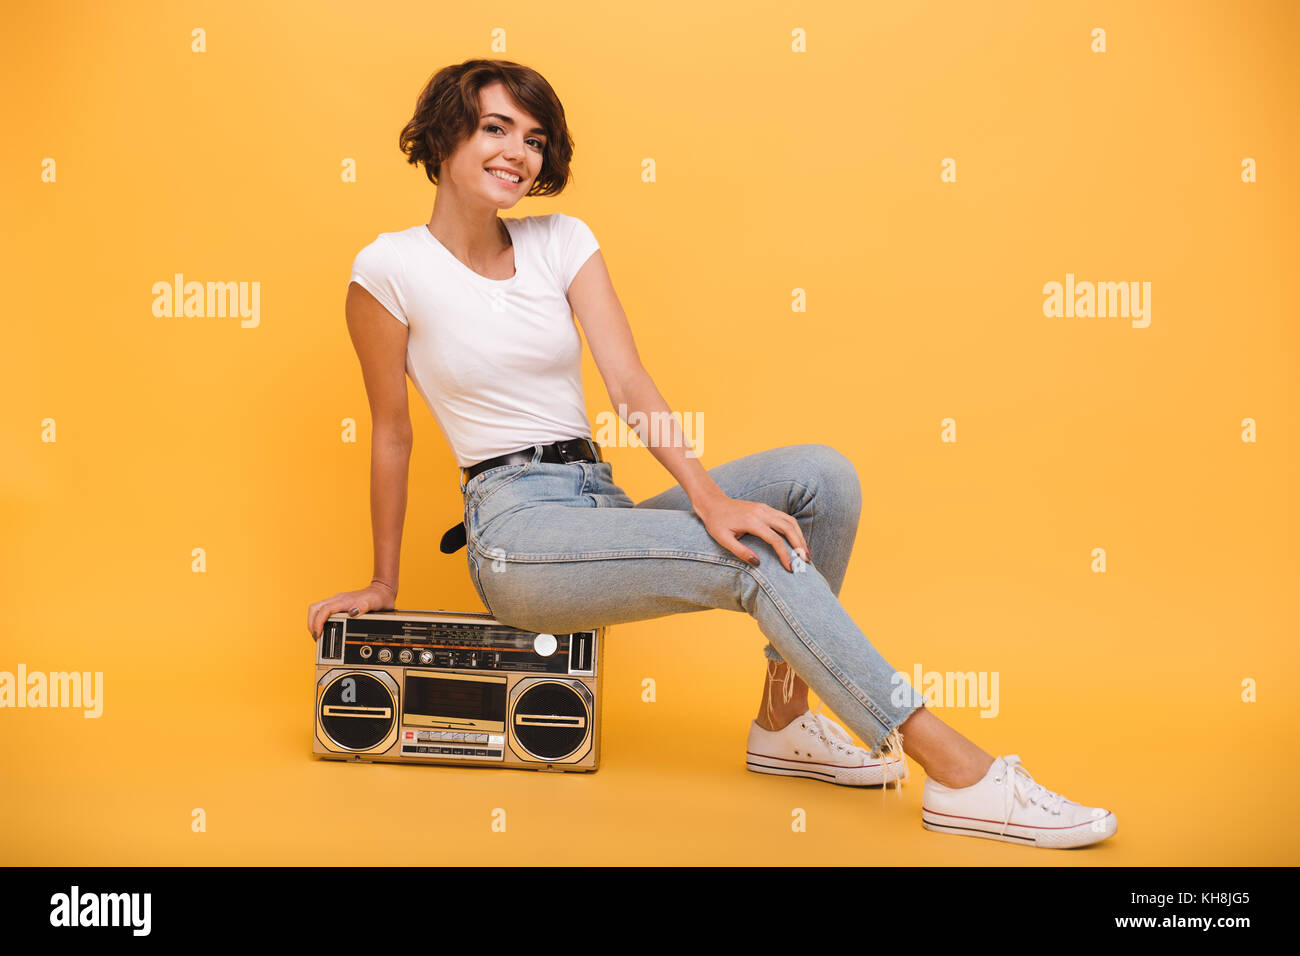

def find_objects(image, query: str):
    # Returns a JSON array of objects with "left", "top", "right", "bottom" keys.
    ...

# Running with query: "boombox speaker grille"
[
  {"left": 512, "top": 681, "right": 589, "bottom": 760},
  {"left": 319, "top": 671, "right": 396, "bottom": 751}
]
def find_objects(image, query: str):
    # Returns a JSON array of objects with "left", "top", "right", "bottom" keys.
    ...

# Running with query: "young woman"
[{"left": 307, "top": 58, "right": 1117, "bottom": 850}]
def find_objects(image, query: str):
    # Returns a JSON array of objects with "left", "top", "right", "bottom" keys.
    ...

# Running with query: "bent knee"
[{"left": 800, "top": 443, "right": 862, "bottom": 515}]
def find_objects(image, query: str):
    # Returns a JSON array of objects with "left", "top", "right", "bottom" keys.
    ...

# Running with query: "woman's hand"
[
  {"left": 692, "top": 492, "right": 810, "bottom": 572},
  {"left": 308, "top": 580, "right": 397, "bottom": 641}
]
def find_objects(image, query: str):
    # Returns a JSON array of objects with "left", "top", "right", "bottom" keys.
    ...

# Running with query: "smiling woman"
[
  {"left": 397, "top": 60, "right": 575, "bottom": 197},
  {"left": 307, "top": 57, "right": 1119, "bottom": 853}
]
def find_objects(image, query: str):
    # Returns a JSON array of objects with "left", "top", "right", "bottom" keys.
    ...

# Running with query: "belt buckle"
[{"left": 557, "top": 438, "right": 596, "bottom": 464}]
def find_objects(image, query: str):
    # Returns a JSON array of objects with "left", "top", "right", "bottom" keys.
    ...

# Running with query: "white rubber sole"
[
  {"left": 746, "top": 751, "right": 906, "bottom": 787},
  {"left": 921, "top": 807, "right": 1118, "bottom": 849}
]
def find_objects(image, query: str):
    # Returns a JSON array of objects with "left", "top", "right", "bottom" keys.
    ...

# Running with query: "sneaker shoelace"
[
  {"left": 764, "top": 664, "right": 908, "bottom": 800},
  {"left": 807, "top": 702, "right": 861, "bottom": 753},
  {"left": 807, "top": 702, "right": 909, "bottom": 800},
  {"left": 995, "top": 755, "right": 1068, "bottom": 836}
]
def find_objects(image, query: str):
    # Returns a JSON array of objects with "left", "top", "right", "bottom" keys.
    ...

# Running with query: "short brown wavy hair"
[{"left": 398, "top": 59, "right": 576, "bottom": 197}]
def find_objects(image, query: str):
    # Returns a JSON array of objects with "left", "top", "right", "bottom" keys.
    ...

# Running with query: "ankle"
[
  {"left": 928, "top": 753, "right": 995, "bottom": 789},
  {"left": 755, "top": 704, "right": 807, "bottom": 732}
]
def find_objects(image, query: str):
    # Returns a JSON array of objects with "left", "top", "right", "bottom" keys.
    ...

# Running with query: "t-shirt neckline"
[{"left": 420, "top": 220, "right": 520, "bottom": 287}]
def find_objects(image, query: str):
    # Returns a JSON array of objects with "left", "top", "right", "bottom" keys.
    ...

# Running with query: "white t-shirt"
[{"left": 348, "top": 213, "right": 601, "bottom": 468}]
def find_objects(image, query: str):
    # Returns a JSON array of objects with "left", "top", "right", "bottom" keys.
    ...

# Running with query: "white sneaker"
[
  {"left": 922, "top": 754, "right": 1117, "bottom": 849},
  {"left": 746, "top": 705, "right": 907, "bottom": 787}
]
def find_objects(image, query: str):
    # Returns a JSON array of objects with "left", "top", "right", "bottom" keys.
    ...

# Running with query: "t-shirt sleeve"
[
  {"left": 349, "top": 235, "right": 409, "bottom": 326},
  {"left": 548, "top": 213, "right": 601, "bottom": 294}
]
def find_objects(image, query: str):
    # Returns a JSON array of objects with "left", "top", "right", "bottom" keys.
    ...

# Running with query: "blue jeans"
[{"left": 460, "top": 442, "right": 924, "bottom": 757}]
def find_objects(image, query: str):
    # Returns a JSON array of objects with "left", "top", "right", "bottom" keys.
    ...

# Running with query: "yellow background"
[{"left": 2, "top": 0, "right": 1296, "bottom": 865}]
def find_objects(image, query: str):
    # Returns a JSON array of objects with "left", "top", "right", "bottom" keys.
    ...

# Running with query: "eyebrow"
[{"left": 482, "top": 112, "right": 548, "bottom": 137}]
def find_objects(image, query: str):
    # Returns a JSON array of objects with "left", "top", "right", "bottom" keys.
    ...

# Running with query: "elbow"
[
  {"left": 611, "top": 364, "right": 648, "bottom": 410},
  {"left": 374, "top": 422, "right": 414, "bottom": 450}
]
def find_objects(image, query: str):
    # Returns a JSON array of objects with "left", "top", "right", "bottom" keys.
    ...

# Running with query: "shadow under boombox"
[{"left": 313, "top": 608, "right": 606, "bottom": 772}]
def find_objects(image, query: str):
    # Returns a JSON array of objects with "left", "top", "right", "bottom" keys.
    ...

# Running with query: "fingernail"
[{"left": 748, "top": 556, "right": 760, "bottom": 566}]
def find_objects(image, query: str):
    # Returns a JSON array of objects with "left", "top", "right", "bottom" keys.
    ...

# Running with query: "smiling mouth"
[{"left": 485, "top": 168, "right": 523, "bottom": 185}]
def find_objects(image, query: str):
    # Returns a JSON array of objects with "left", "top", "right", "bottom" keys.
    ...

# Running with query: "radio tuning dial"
[
  {"left": 377, "top": 648, "right": 392, "bottom": 662},
  {"left": 398, "top": 649, "right": 413, "bottom": 663},
  {"left": 533, "top": 633, "right": 557, "bottom": 657},
  {"left": 419, "top": 650, "right": 433, "bottom": 664}
]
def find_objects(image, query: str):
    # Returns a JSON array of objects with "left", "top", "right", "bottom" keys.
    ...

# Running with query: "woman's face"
[{"left": 444, "top": 81, "right": 547, "bottom": 208}]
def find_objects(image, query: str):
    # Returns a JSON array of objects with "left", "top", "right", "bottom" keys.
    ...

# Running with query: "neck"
[{"left": 427, "top": 199, "right": 510, "bottom": 262}]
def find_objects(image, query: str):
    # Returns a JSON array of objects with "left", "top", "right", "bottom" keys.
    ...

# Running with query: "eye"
[{"left": 483, "top": 124, "right": 544, "bottom": 150}]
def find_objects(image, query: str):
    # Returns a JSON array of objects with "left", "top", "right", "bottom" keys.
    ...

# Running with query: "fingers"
[
  {"left": 740, "top": 507, "right": 810, "bottom": 573},
  {"left": 709, "top": 525, "right": 755, "bottom": 566},
  {"left": 699, "top": 496, "right": 811, "bottom": 572},
  {"left": 759, "top": 507, "right": 808, "bottom": 564},
  {"left": 308, "top": 586, "right": 387, "bottom": 641},
  {"left": 309, "top": 604, "right": 330, "bottom": 641},
  {"left": 312, "top": 598, "right": 348, "bottom": 642},
  {"left": 722, "top": 519, "right": 790, "bottom": 572},
  {"left": 308, "top": 601, "right": 324, "bottom": 641},
  {"left": 308, "top": 597, "right": 358, "bottom": 641},
  {"left": 774, "top": 511, "right": 811, "bottom": 562},
  {"left": 752, "top": 524, "right": 793, "bottom": 572}
]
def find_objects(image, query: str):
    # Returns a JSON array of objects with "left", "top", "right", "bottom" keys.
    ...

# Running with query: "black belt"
[{"left": 439, "top": 437, "right": 603, "bottom": 554}]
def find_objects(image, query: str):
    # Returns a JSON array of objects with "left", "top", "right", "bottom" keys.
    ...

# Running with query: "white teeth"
[{"left": 487, "top": 169, "right": 521, "bottom": 182}]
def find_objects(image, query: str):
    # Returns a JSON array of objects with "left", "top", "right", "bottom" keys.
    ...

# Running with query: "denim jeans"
[{"left": 460, "top": 442, "right": 924, "bottom": 758}]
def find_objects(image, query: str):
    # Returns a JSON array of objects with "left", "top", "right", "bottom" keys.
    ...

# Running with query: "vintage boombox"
[{"left": 313, "top": 608, "right": 605, "bottom": 772}]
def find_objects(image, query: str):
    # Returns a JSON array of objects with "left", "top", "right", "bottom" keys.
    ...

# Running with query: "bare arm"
[
  {"left": 365, "top": 430, "right": 411, "bottom": 591},
  {"left": 563, "top": 251, "right": 723, "bottom": 507},
  {"left": 613, "top": 368, "right": 718, "bottom": 509},
  {"left": 345, "top": 281, "right": 413, "bottom": 593},
  {"left": 308, "top": 282, "right": 413, "bottom": 639},
  {"left": 566, "top": 251, "right": 809, "bottom": 571}
]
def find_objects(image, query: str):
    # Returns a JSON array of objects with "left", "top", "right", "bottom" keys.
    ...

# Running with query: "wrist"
[{"left": 689, "top": 486, "right": 728, "bottom": 518}]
